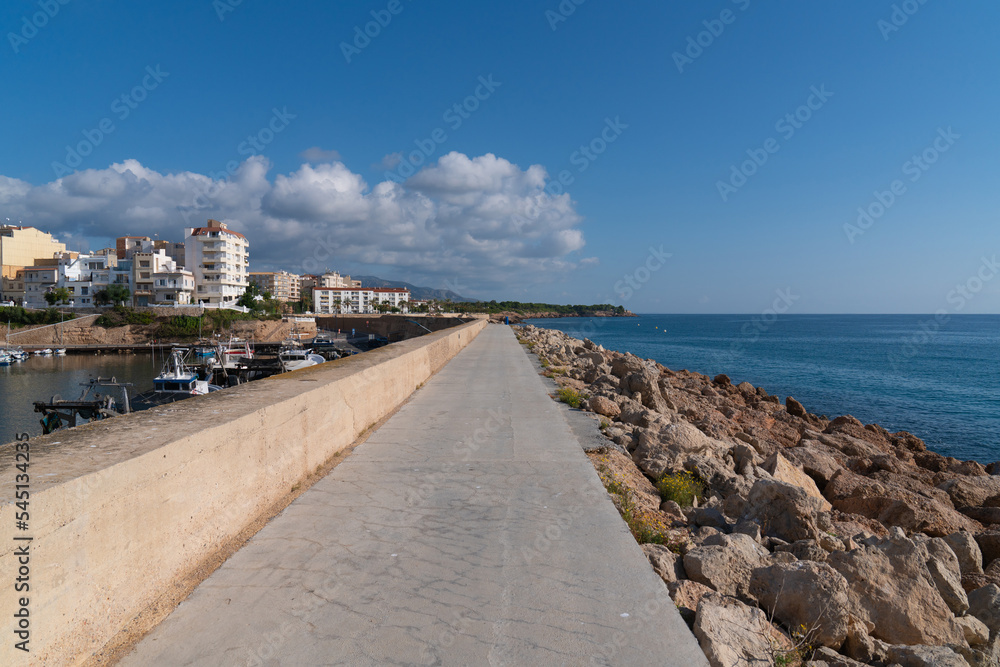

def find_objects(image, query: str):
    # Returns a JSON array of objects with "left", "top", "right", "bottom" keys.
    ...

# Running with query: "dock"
[{"left": 118, "top": 325, "right": 707, "bottom": 666}]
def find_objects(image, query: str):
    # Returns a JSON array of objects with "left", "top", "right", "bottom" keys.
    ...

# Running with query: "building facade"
[
  {"left": 312, "top": 287, "right": 410, "bottom": 314},
  {"left": 249, "top": 271, "right": 301, "bottom": 302},
  {"left": 184, "top": 219, "right": 249, "bottom": 305},
  {"left": 133, "top": 249, "right": 193, "bottom": 306},
  {"left": 1, "top": 225, "right": 67, "bottom": 283}
]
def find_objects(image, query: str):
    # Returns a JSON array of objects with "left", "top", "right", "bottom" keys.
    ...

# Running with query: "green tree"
[
  {"left": 237, "top": 283, "right": 263, "bottom": 310},
  {"left": 106, "top": 284, "right": 131, "bottom": 306},
  {"left": 94, "top": 289, "right": 111, "bottom": 306},
  {"left": 45, "top": 287, "right": 70, "bottom": 305}
]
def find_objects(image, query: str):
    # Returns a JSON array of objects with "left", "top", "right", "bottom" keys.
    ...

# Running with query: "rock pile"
[{"left": 517, "top": 325, "right": 1000, "bottom": 667}]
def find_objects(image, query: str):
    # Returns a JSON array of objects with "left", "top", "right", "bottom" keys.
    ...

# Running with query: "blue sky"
[{"left": 1, "top": 0, "right": 998, "bottom": 313}]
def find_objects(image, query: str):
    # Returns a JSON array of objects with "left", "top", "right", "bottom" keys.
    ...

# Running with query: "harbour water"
[
  {"left": 524, "top": 315, "right": 1000, "bottom": 464},
  {"left": 0, "top": 353, "right": 156, "bottom": 443}
]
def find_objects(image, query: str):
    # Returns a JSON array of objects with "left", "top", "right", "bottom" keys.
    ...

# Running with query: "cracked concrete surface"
[{"left": 120, "top": 325, "right": 708, "bottom": 666}]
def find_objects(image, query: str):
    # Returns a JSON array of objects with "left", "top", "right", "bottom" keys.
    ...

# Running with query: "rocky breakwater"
[{"left": 517, "top": 324, "right": 1000, "bottom": 667}]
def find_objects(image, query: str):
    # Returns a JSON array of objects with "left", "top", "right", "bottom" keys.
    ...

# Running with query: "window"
[{"left": 140, "top": 261, "right": 150, "bottom": 268}]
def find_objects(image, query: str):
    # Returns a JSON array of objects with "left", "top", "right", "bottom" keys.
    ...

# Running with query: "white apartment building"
[
  {"left": 184, "top": 219, "right": 249, "bottom": 305},
  {"left": 313, "top": 287, "right": 410, "bottom": 314},
  {"left": 22, "top": 266, "right": 58, "bottom": 309},
  {"left": 133, "top": 250, "right": 194, "bottom": 306}
]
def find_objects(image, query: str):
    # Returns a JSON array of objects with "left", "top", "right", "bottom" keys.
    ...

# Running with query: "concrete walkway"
[{"left": 121, "top": 325, "right": 707, "bottom": 666}]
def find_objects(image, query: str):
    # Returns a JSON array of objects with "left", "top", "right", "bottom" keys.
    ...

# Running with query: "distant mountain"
[{"left": 352, "top": 275, "right": 475, "bottom": 302}]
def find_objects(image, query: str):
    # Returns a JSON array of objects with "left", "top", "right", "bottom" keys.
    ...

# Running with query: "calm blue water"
[{"left": 524, "top": 315, "right": 1000, "bottom": 463}]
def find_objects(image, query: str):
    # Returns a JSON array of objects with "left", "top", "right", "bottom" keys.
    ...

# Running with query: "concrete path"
[{"left": 121, "top": 325, "right": 708, "bottom": 666}]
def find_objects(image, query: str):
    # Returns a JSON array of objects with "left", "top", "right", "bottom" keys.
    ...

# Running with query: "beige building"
[
  {"left": 1, "top": 225, "right": 67, "bottom": 280},
  {"left": 249, "top": 271, "right": 301, "bottom": 302}
]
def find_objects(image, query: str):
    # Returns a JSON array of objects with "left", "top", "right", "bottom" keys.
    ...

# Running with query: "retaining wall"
[{"left": 0, "top": 318, "right": 487, "bottom": 665}]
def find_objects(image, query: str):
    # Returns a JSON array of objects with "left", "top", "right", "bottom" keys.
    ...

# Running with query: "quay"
[{"left": 0, "top": 323, "right": 706, "bottom": 665}]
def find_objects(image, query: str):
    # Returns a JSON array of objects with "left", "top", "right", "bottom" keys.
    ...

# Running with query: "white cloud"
[{"left": 1, "top": 152, "right": 591, "bottom": 294}]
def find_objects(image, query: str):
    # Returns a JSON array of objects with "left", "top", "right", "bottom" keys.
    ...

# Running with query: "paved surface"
[{"left": 121, "top": 325, "right": 708, "bottom": 666}]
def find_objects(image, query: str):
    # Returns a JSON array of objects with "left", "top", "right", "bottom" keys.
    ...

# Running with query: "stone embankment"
[
  {"left": 6, "top": 318, "right": 300, "bottom": 347},
  {"left": 517, "top": 324, "right": 1000, "bottom": 667}
]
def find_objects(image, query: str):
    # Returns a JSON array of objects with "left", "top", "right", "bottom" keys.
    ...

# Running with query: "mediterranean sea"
[{"left": 524, "top": 314, "right": 1000, "bottom": 464}]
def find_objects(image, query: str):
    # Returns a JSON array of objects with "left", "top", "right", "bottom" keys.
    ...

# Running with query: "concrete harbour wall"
[{"left": 0, "top": 318, "right": 487, "bottom": 665}]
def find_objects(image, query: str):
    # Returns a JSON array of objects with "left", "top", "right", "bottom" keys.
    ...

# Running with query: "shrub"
[
  {"left": 94, "top": 306, "right": 154, "bottom": 327},
  {"left": 596, "top": 464, "right": 675, "bottom": 547},
  {"left": 657, "top": 470, "right": 706, "bottom": 508},
  {"left": 556, "top": 387, "right": 584, "bottom": 408},
  {"left": 0, "top": 306, "right": 78, "bottom": 327}
]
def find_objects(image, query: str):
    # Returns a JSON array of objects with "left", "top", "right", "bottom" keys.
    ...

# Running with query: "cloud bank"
[{"left": 0, "top": 152, "right": 592, "bottom": 294}]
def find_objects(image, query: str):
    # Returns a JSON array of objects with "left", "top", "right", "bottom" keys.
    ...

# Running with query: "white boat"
[
  {"left": 133, "top": 348, "right": 222, "bottom": 408},
  {"left": 55, "top": 348, "right": 67, "bottom": 356},
  {"left": 278, "top": 347, "right": 326, "bottom": 372},
  {"left": 0, "top": 351, "right": 11, "bottom": 366},
  {"left": 12, "top": 347, "right": 28, "bottom": 361},
  {"left": 212, "top": 336, "right": 254, "bottom": 370},
  {"left": 34, "top": 348, "right": 53, "bottom": 356}
]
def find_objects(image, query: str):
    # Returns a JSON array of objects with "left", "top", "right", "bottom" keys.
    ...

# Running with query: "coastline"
[{"left": 516, "top": 324, "right": 1000, "bottom": 666}]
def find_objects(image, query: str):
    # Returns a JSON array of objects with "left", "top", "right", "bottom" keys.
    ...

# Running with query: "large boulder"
[
  {"left": 827, "top": 530, "right": 966, "bottom": 646},
  {"left": 939, "top": 477, "right": 1000, "bottom": 508},
  {"left": 587, "top": 395, "right": 620, "bottom": 418},
  {"left": 916, "top": 536, "right": 970, "bottom": 615},
  {"left": 968, "top": 584, "right": 1000, "bottom": 637},
  {"left": 668, "top": 579, "right": 712, "bottom": 627},
  {"left": 976, "top": 531, "right": 1000, "bottom": 566},
  {"left": 641, "top": 543, "right": 685, "bottom": 584},
  {"left": 946, "top": 531, "right": 986, "bottom": 576},
  {"left": 782, "top": 443, "right": 844, "bottom": 488},
  {"left": 955, "top": 615, "right": 992, "bottom": 647},
  {"left": 683, "top": 533, "right": 767, "bottom": 601},
  {"left": 622, "top": 369, "right": 674, "bottom": 413},
  {"left": 885, "top": 644, "right": 972, "bottom": 667},
  {"left": 749, "top": 560, "right": 851, "bottom": 649},
  {"left": 824, "top": 468, "right": 980, "bottom": 537},
  {"left": 631, "top": 421, "right": 730, "bottom": 479},
  {"left": 763, "top": 452, "right": 832, "bottom": 510},
  {"left": 693, "top": 592, "right": 792, "bottom": 667},
  {"left": 741, "top": 479, "right": 827, "bottom": 543}
]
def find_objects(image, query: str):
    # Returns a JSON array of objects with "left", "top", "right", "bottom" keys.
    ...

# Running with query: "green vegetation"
[
  {"left": 656, "top": 470, "right": 706, "bottom": 508},
  {"left": 446, "top": 300, "right": 628, "bottom": 316},
  {"left": 95, "top": 306, "right": 155, "bottom": 327},
  {"left": 94, "top": 284, "right": 131, "bottom": 306},
  {"left": 94, "top": 306, "right": 278, "bottom": 338},
  {"left": 44, "top": 287, "right": 71, "bottom": 306},
  {"left": 0, "top": 307, "right": 78, "bottom": 327},
  {"left": 596, "top": 463, "right": 676, "bottom": 547},
  {"left": 555, "top": 387, "right": 585, "bottom": 408}
]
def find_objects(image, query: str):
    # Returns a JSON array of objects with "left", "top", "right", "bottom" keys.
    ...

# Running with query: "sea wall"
[{"left": 0, "top": 318, "right": 487, "bottom": 665}]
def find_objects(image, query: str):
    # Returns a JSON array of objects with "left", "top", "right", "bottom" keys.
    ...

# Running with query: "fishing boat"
[
  {"left": 211, "top": 336, "right": 254, "bottom": 370},
  {"left": 33, "top": 377, "right": 135, "bottom": 433},
  {"left": 278, "top": 346, "right": 326, "bottom": 372},
  {"left": 133, "top": 348, "right": 222, "bottom": 409}
]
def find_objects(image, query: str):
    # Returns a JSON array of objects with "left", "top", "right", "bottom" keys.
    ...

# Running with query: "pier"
[{"left": 0, "top": 322, "right": 705, "bottom": 665}]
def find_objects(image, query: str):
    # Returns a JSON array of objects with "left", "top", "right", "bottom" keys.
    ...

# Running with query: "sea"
[
  {"left": 0, "top": 353, "right": 156, "bottom": 444},
  {"left": 524, "top": 315, "right": 1000, "bottom": 464}
]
